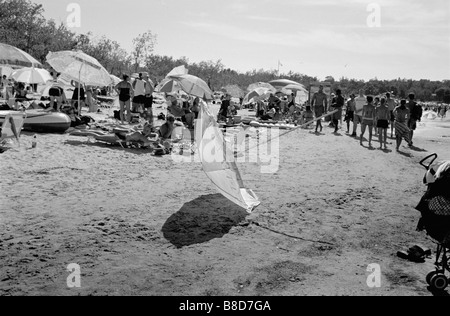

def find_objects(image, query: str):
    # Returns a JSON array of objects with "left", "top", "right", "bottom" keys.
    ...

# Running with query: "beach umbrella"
[
  {"left": 155, "top": 77, "right": 183, "bottom": 93},
  {"left": 269, "top": 79, "right": 305, "bottom": 89},
  {"left": 282, "top": 84, "right": 308, "bottom": 93},
  {"left": 110, "top": 74, "right": 121, "bottom": 86},
  {"left": 46, "top": 51, "right": 111, "bottom": 87},
  {"left": 221, "top": 84, "right": 245, "bottom": 98},
  {"left": 166, "top": 74, "right": 213, "bottom": 100},
  {"left": 167, "top": 65, "right": 188, "bottom": 77},
  {"left": 9, "top": 67, "right": 52, "bottom": 84},
  {"left": 46, "top": 50, "right": 111, "bottom": 113},
  {"left": 0, "top": 43, "right": 42, "bottom": 69},
  {"left": 247, "top": 82, "right": 275, "bottom": 92},
  {"left": 0, "top": 66, "right": 14, "bottom": 78},
  {"left": 243, "top": 87, "right": 275, "bottom": 104}
]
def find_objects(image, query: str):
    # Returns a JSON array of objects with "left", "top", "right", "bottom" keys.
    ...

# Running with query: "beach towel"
[{"left": 395, "top": 121, "right": 411, "bottom": 144}]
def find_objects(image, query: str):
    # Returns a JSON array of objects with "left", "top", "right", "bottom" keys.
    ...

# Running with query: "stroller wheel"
[
  {"left": 430, "top": 274, "right": 448, "bottom": 291},
  {"left": 426, "top": 271, "right": 439, "bottom": 285}
]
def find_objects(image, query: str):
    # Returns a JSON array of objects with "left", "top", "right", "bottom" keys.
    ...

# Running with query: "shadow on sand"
[
  {"left": 409, "top": 145, "right": 428, "bottom": 152},
  {"left": 162, "top": 194, "right": 249, "bottom": 248},
  {"left": 427, "top": 286, "right": 450, "bottom": 297}
]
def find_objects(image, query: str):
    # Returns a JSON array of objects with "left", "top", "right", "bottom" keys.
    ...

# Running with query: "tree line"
[{"left": 1, "top": 0, "right": 449, "bottom": 103}]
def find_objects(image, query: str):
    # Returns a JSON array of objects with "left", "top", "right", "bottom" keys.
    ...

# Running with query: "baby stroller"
[{"left": 415, "top": 153, "right": 450, "bottom": 291}]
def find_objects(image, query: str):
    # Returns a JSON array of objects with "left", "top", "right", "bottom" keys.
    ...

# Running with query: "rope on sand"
[
  {"left": 250, "top": 220, "right": 335, "bottom": 246},
  {"left": 235, "top": 110, "right": 338, "bottom": 158}
]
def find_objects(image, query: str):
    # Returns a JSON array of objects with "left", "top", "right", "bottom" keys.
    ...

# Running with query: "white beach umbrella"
[
  {"left": 110, "top": 74, "right": 121, "bottom": 86},
  {"left": 0, "top": 42, "right": 42, "bottom": 69},
  {"left": 269, "top": 79, "right": 305, "bottom": 89},
  {"left": 164, "top": 74, "right": 213, "bottom": 100},
  {"left": 46, "top": 50, "right": 111, "bottom": 113},
  {"left": 0, "top": 66, "right": 14, "bottom": 78},
  {"left": 9, "top": 67, "right": 52, "bottom": 84},
  {"left": 167, "top": 65, "right": 189, "bottom": 77}
]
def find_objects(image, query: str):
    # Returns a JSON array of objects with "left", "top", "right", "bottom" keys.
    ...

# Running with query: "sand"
[{"left": 0, "top": 102, "right": 449, "bottom": 296}]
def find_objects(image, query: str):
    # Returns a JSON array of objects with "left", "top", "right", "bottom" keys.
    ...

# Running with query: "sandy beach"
[{"left": 1, "top": 102, "right": 449, "bottom": 296}]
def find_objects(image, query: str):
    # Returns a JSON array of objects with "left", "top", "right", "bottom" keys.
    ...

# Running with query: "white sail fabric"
[{"left": 195, "top": 100, "right": 260, "bottom": 213}]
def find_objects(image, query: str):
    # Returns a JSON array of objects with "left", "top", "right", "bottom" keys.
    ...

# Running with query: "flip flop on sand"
[{"left": 397, "top": 245, "right": 431, "bottom": 263}]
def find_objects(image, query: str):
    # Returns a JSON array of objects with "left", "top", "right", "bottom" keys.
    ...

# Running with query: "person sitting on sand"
[
  {"left": 360, "top": 96, "right": 376, "bottom": 147},
  {"left": 125, "top": 121, "right": 156, "bottom": 147},
  {"left": 375, "top": 98, "right": 390, "bottom": 150},
  {"left": 393, "top": 100, "right": 413, "bottom": 151},
  {"left": 302, "top": 106, "right": 315, "bottom": 129},
  {"left": 158, "top": 116, "right": 176, "bottom": 141}
]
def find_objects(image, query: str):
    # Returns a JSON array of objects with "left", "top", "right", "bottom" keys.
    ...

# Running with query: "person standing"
[
  {"left": 311, "top": 85, "right": 328, "bottom": 133},
  {"left": 143, "top": 72, "right": 154, "bottom": 111},
  {"left": 393, "top": 100, "right": 413, "bottom": 151},
  {"left": 352, "top": 89, "right": 366, "bottom": 137},
  {"left": 385, "top": 93, "right": 397, "bottom": 138},
  {"left": 376, "top": 98, "right": 390, "bottom": 150},
  {"left": 360, "top": 96, "right": 376, "bottom": 147},
  {"left": 47, "top": 72, "right": 64, "bottom": 112},
  {"left": 192, "top": 97, "right": 200, "bottom": 119},
  {"left": 115, "top": 74, "right": 134, "bottom": 124},
  {"left": 407, "top": 93, "right": 421, "bottom": 146},
  {"left": 1, "top": 75, "right": 7, "bottom": 98},
  {"left": 132, "top": 73, "right": 147, "bottom": 115},
  {"left": 331, "top": 89, "right": 345, "bottom": 133},
  {"left": 71, "top": 81, "right": 85, "bottom": 115},
  {"left": 345, "top": 94, "right": 356, "bottom": 134}
]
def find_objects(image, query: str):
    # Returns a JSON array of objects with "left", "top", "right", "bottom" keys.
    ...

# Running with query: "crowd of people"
[
  {"left": 236, "top": 85, "right": 429, "bottom": 152},
  {"left": 311, "top": 87, "right": 424, "bottom": 151}
]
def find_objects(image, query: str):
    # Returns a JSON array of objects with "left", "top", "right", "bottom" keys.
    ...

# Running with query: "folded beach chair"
[{"left": 0, "top": 111, "right": 27, "bottom": 149}]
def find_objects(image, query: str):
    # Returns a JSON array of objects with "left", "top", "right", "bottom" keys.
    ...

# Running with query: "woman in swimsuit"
[
  {"left": 115, "top": 74, "right": 134, "bottom": 124},
  {"left": 47, "top": 72, "right": 65, "bottom": 112}
]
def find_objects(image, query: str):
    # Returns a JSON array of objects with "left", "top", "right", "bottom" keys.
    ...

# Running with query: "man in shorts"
[
  {"left": 345, "top": 94, "right": 356, "bottom": 134},
  {"left": 385, "top": 92, "right": 397, "bottom": 138},
  {"left": 352, "top": 89, "right": 366, "bottom": 137},
  {"left": 132, "top": 73, "right": 147, "bottom": 115},
  {"left": 311, "top": 85, "right": 328, "bottom": 133}
]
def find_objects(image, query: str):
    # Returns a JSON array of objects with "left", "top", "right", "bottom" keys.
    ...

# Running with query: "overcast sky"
[{"left": 35, "top": 0, "right": 450, "bottom": 81}]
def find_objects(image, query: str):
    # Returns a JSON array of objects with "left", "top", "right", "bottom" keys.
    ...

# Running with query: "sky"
[{"left": 34, "top": 0, "right": 450, "bottom": 81}]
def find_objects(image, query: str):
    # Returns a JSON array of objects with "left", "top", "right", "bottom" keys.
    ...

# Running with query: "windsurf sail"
[{"left": 195, "top": 100, "right": 260, "bottom": 213}]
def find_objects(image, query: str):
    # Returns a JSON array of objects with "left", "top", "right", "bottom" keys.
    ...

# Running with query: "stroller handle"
[{"left": 420, "top": 153, "right": 438, "bottom": 170}]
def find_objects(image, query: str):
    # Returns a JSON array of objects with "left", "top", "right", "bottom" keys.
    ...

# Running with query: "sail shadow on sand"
[{"left": 162, "top": 194, "right": 249, "bottom": 248}]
